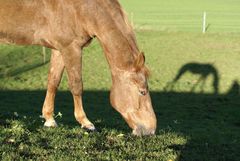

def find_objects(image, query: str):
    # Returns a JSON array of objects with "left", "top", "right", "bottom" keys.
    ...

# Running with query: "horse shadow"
[
  {"left": 0, "top": 81, "right": 240, "bottom": 160},
  {"left": 0, "top": 62, "right": 49, "bottom": 78},
  {"left": 0, "top": 46, "right": 50, "bottom": 78},
  {"left": 0, "top": 90, "right": 126, "bottom": 132},
  {"left": 157, "top": 80, "right": 240, "bottom": 160},
  {"left": 164, "top": 62, "right": 219, "bottom": 94}
]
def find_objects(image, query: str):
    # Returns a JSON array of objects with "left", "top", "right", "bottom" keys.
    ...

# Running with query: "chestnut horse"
[{"left": 0, "top": 0, "right": 157, "bottom": 136}]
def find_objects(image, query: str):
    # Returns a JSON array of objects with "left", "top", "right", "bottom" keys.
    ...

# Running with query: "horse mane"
[
  {"left": 111, "top": 0, "right": 150, "bottom": 78},
  {"left": 101, "top": 0, "right": 139, "bottom": 52},
  {"left": 108, "top": 0, "right": 133, "bottom": 33},
  {"left": 100, "top": 0, "right": 150, "bottom": 78}
]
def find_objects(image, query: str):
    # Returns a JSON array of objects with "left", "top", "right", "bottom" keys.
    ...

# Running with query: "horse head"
[{"left": 110, "top": 52, "right": 157, "bottom": 136}]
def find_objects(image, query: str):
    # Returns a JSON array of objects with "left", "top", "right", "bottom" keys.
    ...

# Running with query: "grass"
[
  {"left": 121, "top": 0, "right": 240, "bottom": 32},
  {"left": 1, "top": 0, "right": 240, "bottom": 160},
  {"left": 1, "top": 31, "right": 240, "bottom": 160}
]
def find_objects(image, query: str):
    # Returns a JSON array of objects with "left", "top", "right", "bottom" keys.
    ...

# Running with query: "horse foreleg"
[
  {"left": 62, "top": 42, "right": 95, "bottom": 131},
  {"left": 42, "top": 49, "right": 64, "bottom": 127}
]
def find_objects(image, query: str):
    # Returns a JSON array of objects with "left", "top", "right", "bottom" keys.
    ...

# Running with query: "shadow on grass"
[
  {"left": 0, "top": 90, "right": 126, "bottom": 132},
  {"left": 154, "top": 84, "right": 240, "bottom": 160},
  {"left": 0, "top": 85, "right": 240, "bottom": 160},
  {"left": 165, "top": 62, "right": 219, "bottom": 94},
  {"left": 0, "top": 61, "right": 49, "bottom": 78}
]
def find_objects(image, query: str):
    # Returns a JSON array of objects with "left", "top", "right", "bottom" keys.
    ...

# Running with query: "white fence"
[
  {"left": 41, "top": 12, "right": 240, "bottom": 63},
  {"left": 130, "top": 12, "right": 240, "bottom": 33}
]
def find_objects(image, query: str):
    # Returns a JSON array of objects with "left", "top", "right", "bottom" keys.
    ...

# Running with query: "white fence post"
[
  {"left": 42, "top": 47, "right": 46, "bottom": 64},
  {"left": 202, "top": 11, "right": 207, "bottom": 33},
  {"left": 131, "top": 12, "right": 134, "bottom": 28}
]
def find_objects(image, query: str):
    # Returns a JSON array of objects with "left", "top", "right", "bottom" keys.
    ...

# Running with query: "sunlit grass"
[{"left": 1, "top": 31, "right": 240, "bottom": 160}]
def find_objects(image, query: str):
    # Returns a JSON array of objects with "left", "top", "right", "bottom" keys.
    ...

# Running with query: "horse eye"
[{"left": 139, "top": 90, "right": 147, "bottom": 96}]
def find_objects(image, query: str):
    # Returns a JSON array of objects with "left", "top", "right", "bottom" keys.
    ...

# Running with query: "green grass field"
[
  {"left": 121, "top": 0, "right": 240, "bottom": 32},
  {"left": 1, "top": 0, "right": 240, "bottom": 160}
]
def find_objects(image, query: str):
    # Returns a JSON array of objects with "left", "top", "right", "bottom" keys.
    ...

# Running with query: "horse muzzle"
[{"left": 132, "top": 125, "right": 156, "bottom": 136}]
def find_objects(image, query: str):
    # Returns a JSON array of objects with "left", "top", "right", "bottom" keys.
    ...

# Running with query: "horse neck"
[
  {"left": 89, "top": 0, "right": 140, "bottom": 74},
  {"left": 98, "top": 30, "right": 139, "bottom": 71}
]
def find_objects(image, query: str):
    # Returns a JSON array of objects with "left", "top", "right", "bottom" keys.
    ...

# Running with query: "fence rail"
[
  {"left": 130, "top": 12, "right": 240, "bottom": 33},
  {"left": 41, "top": 12, "right": 240, "bottom": 62}
]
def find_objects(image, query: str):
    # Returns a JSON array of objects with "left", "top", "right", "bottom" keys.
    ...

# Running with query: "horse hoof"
[
  {"left": 44, "top": 119, "right": 58, "bottom": 127},
  {"left": 81, "top": 125, "right": 97, "bottom": 132}
]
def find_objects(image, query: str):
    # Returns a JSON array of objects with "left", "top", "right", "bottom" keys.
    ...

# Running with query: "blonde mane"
[{"left": 100, "top": 0, "right": 149, "bottom": 78}]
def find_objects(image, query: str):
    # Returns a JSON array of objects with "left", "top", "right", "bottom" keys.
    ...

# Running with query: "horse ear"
[{"left": 134, "top": 52, "right": 145, "bottom": 72}]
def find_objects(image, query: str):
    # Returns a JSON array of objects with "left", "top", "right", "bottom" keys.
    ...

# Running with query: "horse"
[{"left": 0, "top": 0, "right": 157, "bottom": 136}]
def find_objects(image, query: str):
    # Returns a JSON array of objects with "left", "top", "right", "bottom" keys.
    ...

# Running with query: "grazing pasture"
[
  {"left": 121, "top": 0, "right": 240, "bottom": 32},
  {"left": 1, "top": 0, "right": 240, "bottom": 160}
]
